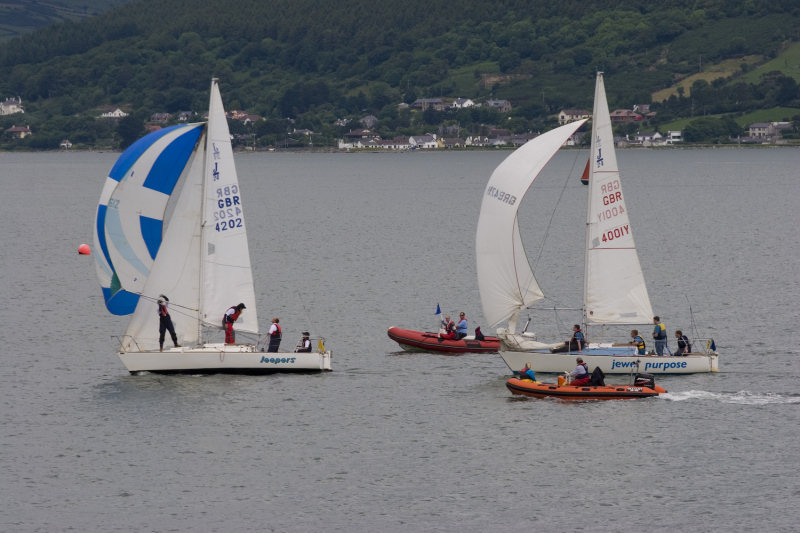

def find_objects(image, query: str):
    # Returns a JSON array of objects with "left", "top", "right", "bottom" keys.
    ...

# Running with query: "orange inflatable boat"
[{"left": 507, "top": 373, "right": 666, "bottom": 400}]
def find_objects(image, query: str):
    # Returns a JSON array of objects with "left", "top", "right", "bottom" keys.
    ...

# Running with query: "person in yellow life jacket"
[
  {"left": 652, "top": 316, "right": 667, "bottom": 356},
  {"left": 629, "top": 329, "right": 646, "bottom": 355},
  {"left": 267, "top": 317, "right": 282, "bottom": 352}
]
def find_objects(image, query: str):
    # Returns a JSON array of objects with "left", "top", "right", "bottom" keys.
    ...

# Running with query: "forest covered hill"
[
  {"left": 0, "top": 0, "right": 131, "bottom": 42},
  {"left": 1, "top": 0, "right": 799, "bottom": 149}
]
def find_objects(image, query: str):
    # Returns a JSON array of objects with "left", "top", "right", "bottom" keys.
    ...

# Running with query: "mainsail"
[
  {"left": 476, "top": 120, "right": 587, "bottom": 329},
  {"left": 583, "top": 72, "right": 653, "bottom": 324}
]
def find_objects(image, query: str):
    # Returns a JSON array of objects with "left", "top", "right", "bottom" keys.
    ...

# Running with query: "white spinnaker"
[
  {"left": 476, "top": 120, "right": 587, "bottom": 329},
  {"left": 199, "top": 79, "right": 259, "bottom": 334},
  {"left": 584, "top": 72, "right": 653, "bottom": 323}
]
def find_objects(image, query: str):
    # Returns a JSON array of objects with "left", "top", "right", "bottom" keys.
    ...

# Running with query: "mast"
[
  {"left": 583, "top": 72, "right": 602, "bottom": 327},
  {"left": 197, "top": 78, "right": 217, "bottom": 343}
]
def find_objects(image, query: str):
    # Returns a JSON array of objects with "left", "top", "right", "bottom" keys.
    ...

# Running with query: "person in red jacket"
[
  {"left": 568, "top": 357, "right": 591, "bottom": 386},
  {"left": 223, "top": 303, "right": 246, "bottom": 344},
  {"left": 157, "top": 294, "right": 180, "bottom": 352},
  {"left": 267, "top": 317, "right": 282, "bottom": 352}
]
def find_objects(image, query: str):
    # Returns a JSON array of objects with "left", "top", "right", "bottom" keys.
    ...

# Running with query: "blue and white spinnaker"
[{"left": 93, "top": 123, "right": 203, "bottom": 315}]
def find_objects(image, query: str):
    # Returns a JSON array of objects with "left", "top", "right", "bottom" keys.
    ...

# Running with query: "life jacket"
[
  {"left": 634, "top": 335, "right": 645, "bottom": 351},
  {"left": 655, "top": 323, "right": 666, "bottom": 339},
  {"left": 270, "top": 323, "right": 282, "bottom": 338},
  {"left": 576, "top": 362, "right": 588, "bottom": 376},
  {"left": 223, "top": 307, "right": 240, "bottom": 326},
  {"left": 158, "top": 303, "right": 168, "bottom": 317}
]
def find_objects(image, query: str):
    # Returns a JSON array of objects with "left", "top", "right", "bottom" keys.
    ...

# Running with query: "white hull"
[
  {"left": 119, "top": 343, "right": 332, "bottom": 373},
  {"left": 499, "top": 349, "right": 719, "bottom": 375}
]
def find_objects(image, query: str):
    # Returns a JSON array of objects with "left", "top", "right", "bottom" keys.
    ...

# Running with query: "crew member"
[
  {"left": 268, "top": 317, "right": 282, "bottom": 352},
  {"left": 157, "top": 294, "right": 180, "bottom": 352},
  {"left": 223, "top": 303, "right": 246, "bottom": 344}
]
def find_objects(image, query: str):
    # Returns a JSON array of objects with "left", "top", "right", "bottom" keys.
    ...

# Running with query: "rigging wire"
[{"left": 528, "top": 146, "right": 585, "bottom": 316}]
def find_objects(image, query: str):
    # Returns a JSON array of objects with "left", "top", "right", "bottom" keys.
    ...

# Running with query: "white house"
[
  {"left": 5, "top": 125, "right": 32, "bottom": 138},
  {"left": 559, "top": 109, "right": 590, "bottom": 125},
  {"left": 451, "top": 98, "right": 475, "bottom": 109},
  {"left": 666, "top": 130, "right": 683, "bottom": 144},
  {"left": 99, "top": 108, "right": 129, "bottom": 119},
  {"left": 633, "top": 131, "right": 663, "bottom": 146},
  {"left": 0, "top": 97, "right": 24, "bottom": 115},
  {"left": 408, "top": 134, "right": 439, "bottom": 149}
]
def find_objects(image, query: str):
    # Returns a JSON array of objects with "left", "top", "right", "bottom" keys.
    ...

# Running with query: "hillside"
[
  {"left": 0, "top": 0, "right": 132, "bottom": 42},
  {"left": 1, "top": 0, "right": 799, "bottom": 149}
]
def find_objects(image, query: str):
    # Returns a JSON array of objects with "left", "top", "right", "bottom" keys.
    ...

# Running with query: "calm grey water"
[{"left": 1, "top": 147, "right": 798, "bottom": 532}]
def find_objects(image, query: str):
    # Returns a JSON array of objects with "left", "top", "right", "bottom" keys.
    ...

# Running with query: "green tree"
[{"left": 117, "top": 114, "right": 145, "bottom": 149}]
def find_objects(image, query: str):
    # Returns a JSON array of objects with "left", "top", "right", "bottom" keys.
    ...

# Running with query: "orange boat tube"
[{"left": 506, "top": 377, "right": 666, "bottom": 400}]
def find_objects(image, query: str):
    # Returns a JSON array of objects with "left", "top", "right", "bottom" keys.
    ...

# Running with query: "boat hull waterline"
[
  {"left": 387, "top": 327, "right": 499, "bottom": 354},
  {"left": 500, "top": 349, "right": 719, "bottom": 375},
  {"left": 506, "top": 377, "right": 666, "bottom": 400},
  {"left": 119, "top": 344, "right": 332, "bottom": 373}
]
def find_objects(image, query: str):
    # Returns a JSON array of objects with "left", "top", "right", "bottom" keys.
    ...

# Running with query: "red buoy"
[{"left": 78, "top": 243, "right": 91, "bottom": 255}]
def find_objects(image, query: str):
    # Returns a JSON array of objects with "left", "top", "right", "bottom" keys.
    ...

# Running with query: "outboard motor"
[{"left": 633, "top": 373, "right": 656, "bottom": 389}]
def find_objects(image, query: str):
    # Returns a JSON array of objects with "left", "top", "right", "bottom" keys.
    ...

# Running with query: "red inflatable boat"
[{"left": 387, "top": 327, "right": 500, "bottom": 354}]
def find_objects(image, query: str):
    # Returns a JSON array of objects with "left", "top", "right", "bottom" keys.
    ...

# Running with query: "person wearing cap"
[
  {"left": 157, "top": 294, "right": 180, "bottom": 352},
  {"left": 223, "top": 303, "right": 246, "bottom": 344},
  {"left": 568, "top": 357, "right": 590, "bottom": 386},
  {"left": 295, "top": 331, "right": 312, "bottom": 352},
  {"left": 267, "top": 317, "right": 282, "bottom": 352}
]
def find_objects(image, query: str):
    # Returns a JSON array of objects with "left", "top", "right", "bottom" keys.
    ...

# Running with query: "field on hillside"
[
  {"left": 740, "top": 41, "right": 800, "bottom": 85},
  {"left": 659, "top": 106, "right": 800, "bottom": 132},
  {"left": 652, "top": 55, "right": 763, "bottom": 102}
]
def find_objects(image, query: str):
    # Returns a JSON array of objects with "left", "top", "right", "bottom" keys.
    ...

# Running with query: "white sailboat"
[
  {"left": 476, "top": 72, "right": 718, "bottom": 374},
  {"left": 93, "top": 78, "right": 332, "bottom": 373}
]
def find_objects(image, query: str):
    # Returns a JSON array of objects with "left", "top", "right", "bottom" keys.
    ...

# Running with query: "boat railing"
[
  {"left": 692, "top": 338, "right": 718, "bottom": 355},
  {"left": 113, "top": 335, "right": 141, "bottom": 352}
]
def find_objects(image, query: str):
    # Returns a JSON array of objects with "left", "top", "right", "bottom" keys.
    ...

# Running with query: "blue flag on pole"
[{"left": 435, "top": 303, "right": 441, "bottom": 315}]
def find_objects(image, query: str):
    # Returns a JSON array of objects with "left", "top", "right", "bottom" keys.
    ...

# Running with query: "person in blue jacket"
[
  {"left": 652, "top": 316, "right": 667, "bottom": 355},
  {"left": 455, "top": 312, "right": 468, "bottom": 340},
  {"left": 519, "top": 363, "right": 536, "bottom": 381}
]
